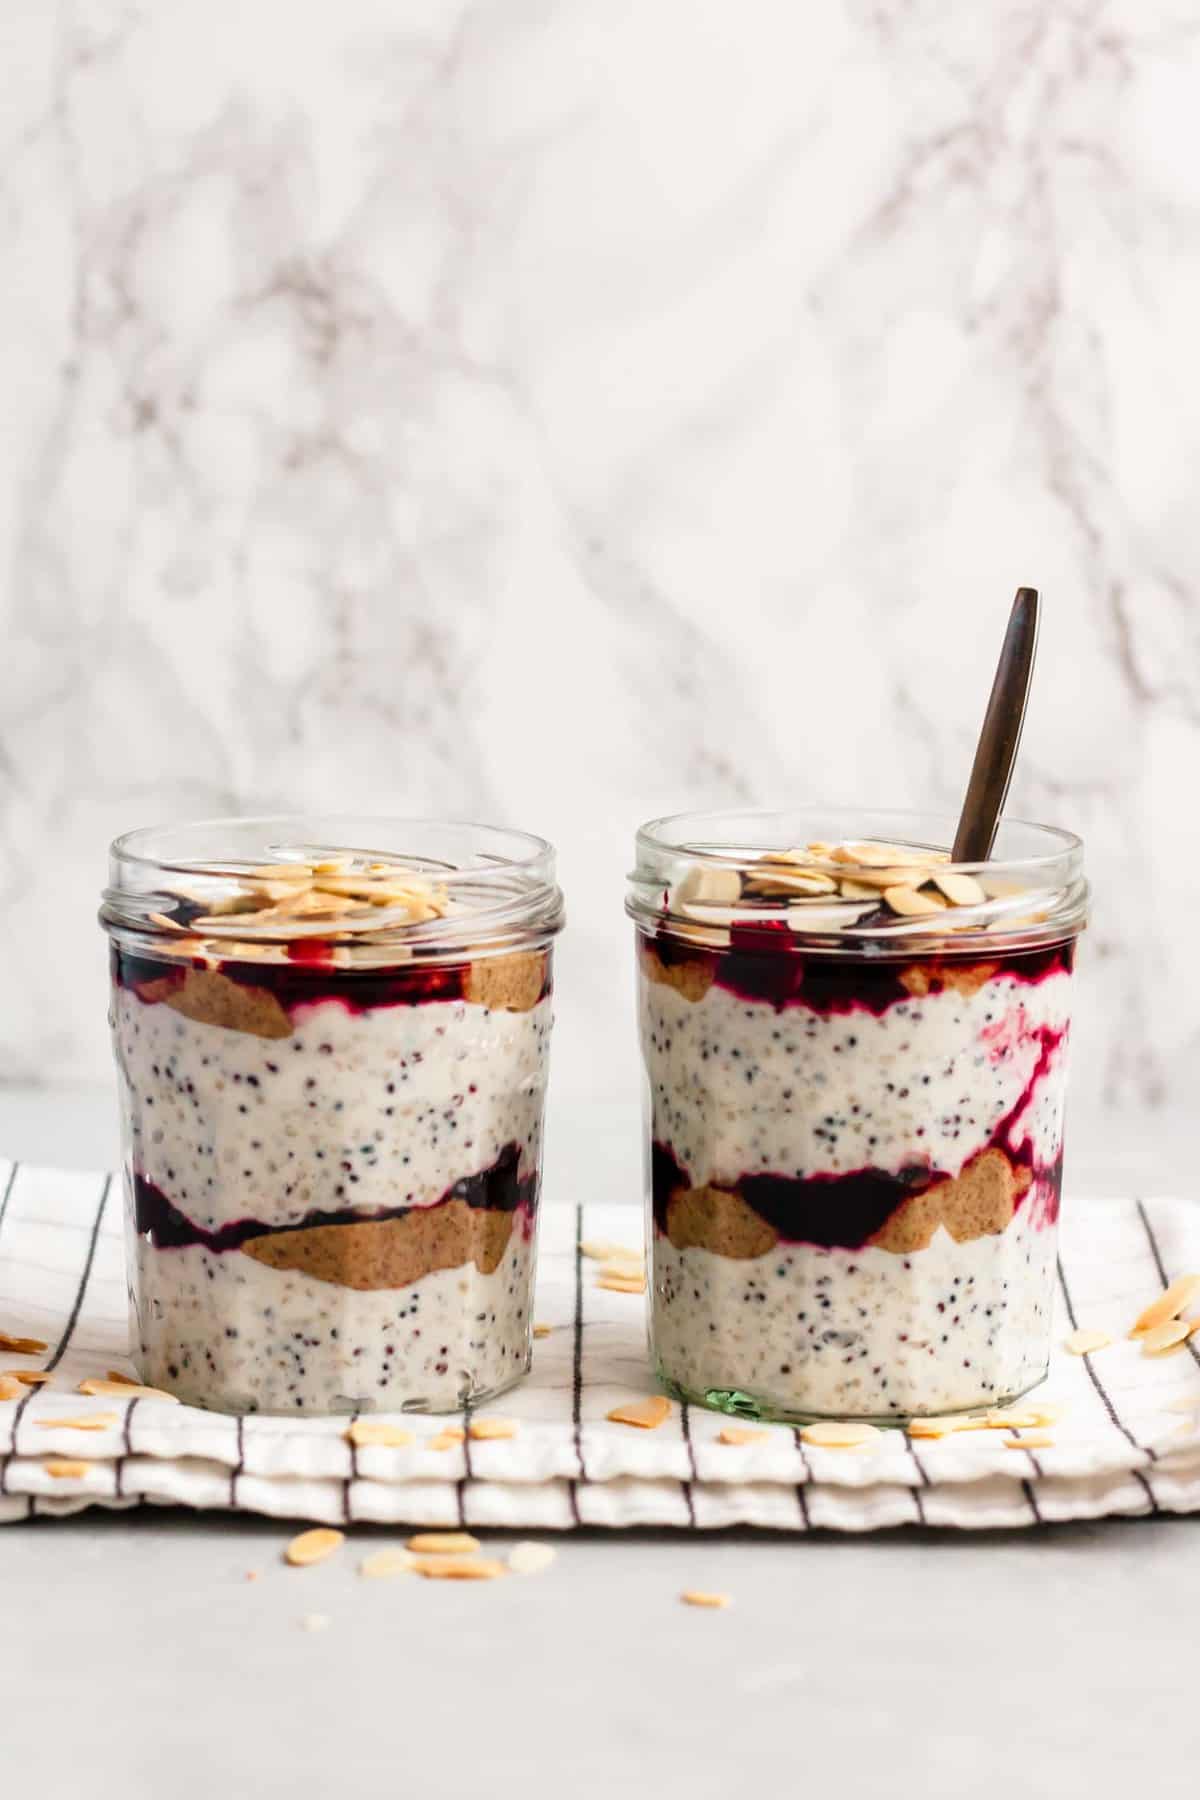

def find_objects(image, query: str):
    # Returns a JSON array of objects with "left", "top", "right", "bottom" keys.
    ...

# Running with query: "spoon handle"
[{"left": 951, "top": 588, "right": 1041, "bottom": 864}]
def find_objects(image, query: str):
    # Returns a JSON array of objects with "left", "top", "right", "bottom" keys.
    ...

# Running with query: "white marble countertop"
[{"left": 1, "top": 1086, "right": 1198, "bottom": 1797}]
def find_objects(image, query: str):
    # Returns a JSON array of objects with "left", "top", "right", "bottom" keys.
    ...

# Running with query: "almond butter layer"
[
  {"left": 463, "top": 950, "right": 548, "bottom": 1013},
  {"left": 135, "top": 968, "right": 293, "bottom": 1040},
  {"left": 241, "top": 1198, "right": 517, "bottom": 1291},
  {"left": 660, "top": 1147, "right": 1030, "bottom": 1260},
  {"left": 637, "top": 941, "right": 715, "bottom": 1004}
]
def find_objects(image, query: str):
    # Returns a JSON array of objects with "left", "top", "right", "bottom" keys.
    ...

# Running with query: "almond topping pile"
[
  {"left": 344, "top": 1420, "right": 414, "bottom": 1449},
  {"left": 1063, "top": 1329, "right": 1112, "bottom": 1356},
  {"left": 607, "top": 1396, "right": 672, "bottom": 1431},
  {"left": 681, "top": 1591, "right": 731, "bottom": 1610},
  {"left": 1130, "top": 1274, "right": 1200, "bottom": 1343},
  {"left": 0, "top": 1332, "right": 48, "bottom": 1355},
  {"left": 284, "top": 1528, "right": 346, "bottom": 1568}
]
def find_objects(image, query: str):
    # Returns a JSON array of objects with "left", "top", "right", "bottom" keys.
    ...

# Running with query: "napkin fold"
[{"left": 2, "top": 1159, "right": 1198, "bottom": 1531}]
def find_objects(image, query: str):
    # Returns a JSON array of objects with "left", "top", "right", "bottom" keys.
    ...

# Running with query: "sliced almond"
[
  {"left": 1130, "top": 1275, "right": 1200, "bottom": 1338},
  {"left": 532, "top": 1324, "right": 554, "bottom": 1339},
  {"left": 507, "top": 1541, "right": 558, "bottom": 1576},
  {"left": 147, "top": 910, "right": 191, "bottom": 932},
  {"left": 984, "top": 1409, "right": 1043, "bottom": 1430},
  {"left": 799, "top": 1420, "right": 882, "bottom": 1449},
  {"left": 427, "top": 1429, "right": 465, "bottom": 1452},
  {"left": 1063, "top": 1328, "right": 1111, "bottom": 1355},
  {"left": 0, "top": 1333, "right": 48, "bottom": 1355},
  {"left": 597, "top": 1274, "right": 647, "bottom": 1295},
  {"left": 1004, "top": 1431, "right": 1055, "bottom": 1449},
  {"left": 44, "top": 1459, "right": 92, "bottom": 1479},
  {"left": 882, "top": 885, "right": 947, "bottom": 918},
  {"left": 674, "top": 865, "right": 742, "bottom": 908},
  {"left": 34, "top": 1413, "right": 119, "bottom": 1431},
  {"left": 581, "top": 1240, "right": 641, "bottom": 1263},
  {"left": 7, "top": 1371, "right": 53, "bottom": 1387},
  {"left": 837, "top": 878, "right": 883, "bottom": 900},
  {"left": 718, "top": 1426, "right": 768, "bottom": 1445},
  {"left": 105, "top": 1370, "right": 139, "bottom": 1385},
  {"left": 345, "top": 1420, "right": 414, "bottom": 1449},
  {"left": 1141, "top": 1319, "right": 1192, "bottom": 1357},
  {"left": 607, "top": 1396, "right": 672, "bottom": 1430},
  {"left": 411, "top": 1556, "right": 506, "bottom": 1581},
  {"left": 907, "top": 1414, "right": 975, "bottom": 1438},
  {"left": 359, "top": 1549, "right": 415, "bottom": 1580},
  {"left": 681, "top": 1590, "right": 731, "bottom": 1609},
  {"left": 245, "top": 863, "right": 314, "bottom": 883},
  {"left": 78, "top": 1378, "right": 180, "bottom": 1402},
  {"left": 284, "top": 1528, "right": 345, "bottom": 1568},
  {"left": 745, "top": 869, "right": 838, "bottom": 897},
  {"left": 0, "top": 1376, "right": 21, "bottom": 1402},
  {"left": 407, "top": 1532, "right": 480, "bottom": 1554},
  {"left": 932, "top": 871, "right": 987, "bottom": 907},
  {"left": 468, "top": 1417, "right": 518, "bottom": 1441}
]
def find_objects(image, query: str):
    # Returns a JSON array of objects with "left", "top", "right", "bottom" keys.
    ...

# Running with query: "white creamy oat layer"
[
  {"left": 134, "top": 1223, "right": 536, "bottom": 1414},
  {"left": 651, "top": 1205, "right": 1056, "bottom": 1419},
  {"left": 113, "top": 988, "right": 552, "bottom": 1230},
  {"left": 640, "top": 965, "right": 1072, "bottom": 1186}
]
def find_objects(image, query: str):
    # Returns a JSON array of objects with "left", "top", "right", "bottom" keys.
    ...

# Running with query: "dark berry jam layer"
[
  {"left": 647, "top": 923, "right": 1074, "bottom": 1014},
  {"left": 134, "top": 1141, "right": 535, "bottom": 1254}
]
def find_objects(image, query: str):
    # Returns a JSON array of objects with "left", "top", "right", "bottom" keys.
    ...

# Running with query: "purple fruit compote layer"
[
  {"left": 108, "top": 861, "right": 554, "bottom": 1415},
  {"left": 636, "top": 840, "right": 1079, "bottom": 1421}
]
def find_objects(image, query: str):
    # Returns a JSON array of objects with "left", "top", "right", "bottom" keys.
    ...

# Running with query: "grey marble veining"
[{"left": 2, "top": 0, "right": 1198, "bottom": 1136}]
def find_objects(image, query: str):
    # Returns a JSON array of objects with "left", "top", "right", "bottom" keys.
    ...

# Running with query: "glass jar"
[
  {"left": 100, "top": 816, "right": 564, "bottom": 1416},
  {"left": 627, "top": 807, "right": 1088, "bottom": 1424}
]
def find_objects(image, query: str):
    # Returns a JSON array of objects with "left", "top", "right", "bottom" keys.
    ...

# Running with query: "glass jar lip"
[
  {"left": 628, "top": 804, "right": 1087, "bottom": 955},
  {"left": 101, "top": 813, "right": 564, "bottom": 956}
]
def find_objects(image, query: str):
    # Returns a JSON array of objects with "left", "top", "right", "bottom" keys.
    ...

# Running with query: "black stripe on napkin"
[
  {"left": 568, "top": 1202, "right": 585, "bottom": 1524},
  {"left": 1057, "top": 1253, "right": 1157, "bottom": 1464}
]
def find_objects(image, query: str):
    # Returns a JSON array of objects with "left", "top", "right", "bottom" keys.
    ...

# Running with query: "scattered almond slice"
[
  {"left": 932, "top": 871, "right": 987, "bottom": 907},
  {"left": 1141, "top": 1319, "right": 1191, "bottom": 1357},
  {"left": 147, "top": 910, "right": 190, "bottom": 932},
  {"left": 284, "top": 1528, "right": 345, "bottom": 1568},
  {"left": 597, "top": 1274, "right": 647, "bottom": 1295},
  {"left": 532, "top": 1324, "right": 553, "bottom": 1340},
  {"left": 359, "top": 1549, "right": 415, "bottom": 1579},
  {"left": 7, "top": 1371, "right": 53, "bottom": 1386},
  {"left": 608, "top": 1396, "right": 672, "bottom": 1430},
  {"left": 581, "top": 1240, "right": 640, "bottom": 1263},
  {"left": 681, "top": 1591, "right": 731, "bottom": 1609},
  {"left": 412, "top": 1556, "right": 507, "bottom": 1581},
  {"left": 105, "top": 1370, "right": 138, "bottom": 1385},
  {"left": 407, "top": 1531, "right": 480, "bottom": 1554},
  {"left": 0, "top": 1377, "right": 21, "bottom": 1402},
  {"left": 78, "top": 1378, "right": 180, "bottom": 1402},
  {"left": 799, "top": 1420, "right": 882, "bottom": 1449},
  {"left": 34, "top": 1413, "right": 119, "bottom": 1431},
  {"left": 508, "top": 1541, "right": 558, "bottom": 1576},
  {"left": 1130, "top": 1275, "right": 1200, "bottom": 1338},
  {"left": 837, "top": 878, "right": 883, "bottom": 900},
  {"left": 907, "top": 1414, "right": 975, "bottom": 1438},
  {"left": 345, "top": 1420, "right": 413, "bottom": 1449},
  {"left": 0, "top": 1333, "right": 48, "bottom": 1355},
  {"left": 44, "top": 1459, "right": 93, "bottom": 1479},
  {"left": 1023, "top": 1402, "right": 1066, "bottom": 1426},
  {"left": 1064, "top": 1328, "right": 1111, "bottom": 1355},
  {"left": 718, "top": 1426, "right": 768, "bottom": 1446},
  {"left": 427, "top": 1429, "right": 465, "bottom": 1451},
  {"left": 468, "top": 1417, "right": 519, "bottom": 1441},
  {"left": 983, "top": 1409, "right": 1046, "bottom": 1430},
  {"left": 674, "top": 865, "right": 741, "bottom": 909},
  {"left": 882, "top": 885, "right": 947, "bottom": 918},
  {"left": 1004, "top": 1431, "right": 1055, "bottom": 1449}
]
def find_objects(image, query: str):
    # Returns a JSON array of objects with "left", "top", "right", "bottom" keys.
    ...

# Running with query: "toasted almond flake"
[
  {"left": 7, "top": 1371, "right": 53, "bottom": 1386},
  {"left": 932, "top": 871, "right": 987, "bottom": 907},
  {"left": 78, "top": 1377, "right": 180, "bottom": 1402},
  {"left": 907, "top": 1414, "right": 975, "bottom": 1438},
  {"left": 674, "top": 865, "right": 742, "bottom": 908},
  {"left": 35, "top": 1413, "right": 119, "bottom": 1431},
  {"left": 360, "top": 1549, "right": 416, "bottom": 1579},
  {"left": 1004, "top": 1431, "right": 1055, "bottom": 1449},
  {"left": 1064, "top": 1328, "right": 1111, "bottom": 1356},
  {"left": 0, "top": 1377, "right": 21, "bottom": 1402},
  {"left": 882, "top": 885, "right": 947, "bottom": 918},
  {"left": 508, "top": 1541, "right": 558, "bottom": 1576},
  {"left": 681, "top": 1590, "right": 731, "bottom": 1609},
  {"left": 345, "top": 1420, "right": 414, "bottom": 1449},
  {"left": 837, "top": 878, "right": 883, "bottom": 900},
  {"left": 407, "top": 1531, "right": 480, "bottom": 1554},
  {"left": 427, "top": 1429, "right": 465, "bottom": 1451},
  {"left": 718, "top": 1426, "right": 768, "bottom": 1445},
  {"left": 0, "top": 1333, "right": 48, "bottom": 1355},
  {"left": 412, "top": 1556, "right": 507, "bottom": 1581},
  {"left": 597, "top": 1274, "right": 647, "bottom": 1294},
  {"left": 532, "top": 1323, "right": 553, "bottom": 1339},
  {"left": 607, "top": 1396, "right": 672, "bottom": 1430},
  {"left": 284, "top": 1528, "right": 345, "bottom": 1568},
  {"left": 581, "top": 1240, "right": 640, "bottom": 1263},
  {"left": 246, "top": 862, "right": 314, "bottom": 882},
  {"left": 800, "top": 1420, "right": 883, "bottom": 1449},
  {"left": 1130, "top": 1275, "right": 1200, "bottom": 1337},
  {"left": 311, "top": 858, "right": 350, "bottom": 875},
  {"left": 745, "top": 867, "right": 838, "bottom": 897},
  {"left": 44, "top": 1459, "right": 92, "bottom": 1478},
  {"left": 1141, "top": 1319, "right": 1192, "bottom": 1356},
  {"left": 468, "top": 1417, "right": 518, "bottom": 1441},
  {"left": 147, "top": 910, "right": 190, "bottom": 932}
]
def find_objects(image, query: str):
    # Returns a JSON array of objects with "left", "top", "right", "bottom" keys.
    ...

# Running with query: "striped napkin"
[{"left": 2, "top": 1158, "right": 1199, "bottom": 1531}]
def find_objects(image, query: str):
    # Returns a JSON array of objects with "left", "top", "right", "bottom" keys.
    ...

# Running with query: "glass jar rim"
[
  {"left": 100, "top": 813, "right": 565, "bottom": 958},
  {"left": 627, "top": 804, "right": 1087, "bottom": 955}
]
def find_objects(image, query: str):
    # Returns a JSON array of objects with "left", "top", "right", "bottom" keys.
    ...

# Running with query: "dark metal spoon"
[{"left": 951, "top": 587, "right": 1041, "bottom": 864}]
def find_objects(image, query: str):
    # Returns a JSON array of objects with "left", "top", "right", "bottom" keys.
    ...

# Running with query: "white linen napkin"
[{"left": 1, "top": 1158, "right": 1198, "bottom": 1531}]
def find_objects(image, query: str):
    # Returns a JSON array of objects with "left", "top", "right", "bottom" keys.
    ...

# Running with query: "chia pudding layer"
[
  {"left": 629, "top": 812, "right": 1087, "bottom": 1423},
  {"left": 102, "top": 818, "right": 564, "bottom": 1416}
]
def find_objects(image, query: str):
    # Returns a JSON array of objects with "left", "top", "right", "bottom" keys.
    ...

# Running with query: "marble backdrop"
[{"left": 1, "top": 0, "right": 1198, "bottom": 1130}]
